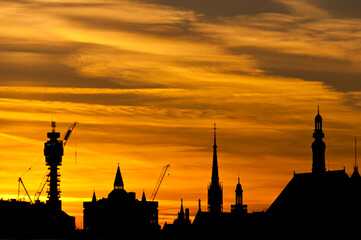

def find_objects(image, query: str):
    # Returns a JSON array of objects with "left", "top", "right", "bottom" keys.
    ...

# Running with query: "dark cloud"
[
  {"left": 0, "top": 38, "right": 168, "bottom": 89},
  {"left": 228, "top": 46, "right": 361, "bottom": 92},
  {"left": 0, "top": 60, "right": 120, "bottom": 88},
  {"left": 145, "top": 0, "right": 290, "bottom": 17},
  {"left": 0, "top": 91, "right": 178, "bottom": 106},
  {"left": 62, "top": 15, "right": 198, "bottom": 40},
  {"left": 311, "top": 0, "right": 361, "bottom": 18}
]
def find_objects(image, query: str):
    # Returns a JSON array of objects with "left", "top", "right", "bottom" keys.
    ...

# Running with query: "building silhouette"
[
  {"left": 163, "top": 199, "right": 192, "bottom": 233},
  {"left": 0, "top": 122, "right": 75, "bottom": 237},
  {"left": 267, "top": 108, "right": 361, "bottom": 232},
  {"left": 83, "top": 165, "right": 160, "bottom": 233},
  {"left": 173, "top": 199, "right": 191, "bottom": 225},
  {"left": 192, "top": 125, "right": 260, "bottom": 233}
]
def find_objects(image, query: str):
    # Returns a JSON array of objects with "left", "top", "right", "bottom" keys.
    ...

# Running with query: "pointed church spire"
[
  {"left": 92, "top": 190, "right": 97, "bottom": 202},
  {"left": 208, "top": 123, "right": 223, "bottom": 214},
  {"left": 141, "top": 190, "right": 146, "bottom": 202},
  {"left": 114, "top": 165, "right": 124, "bottom": 189},
  {"left": 180, "top": 198, "right": 184, "bottom": 215}
]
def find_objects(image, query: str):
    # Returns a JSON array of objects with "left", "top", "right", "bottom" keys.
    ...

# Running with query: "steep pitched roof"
[
  {"left": 114, "top": 165, "right": 124, "bottom": 189},
  {"left": 267, "top": 170, "right": 351, "bottom": 217}
]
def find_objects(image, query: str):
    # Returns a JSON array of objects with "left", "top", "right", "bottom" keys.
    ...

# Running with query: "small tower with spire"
[
  {"left": 231, "top": 177, "right": 247, "bottom": 214},
  {"left": 208, "top": 123, "right": 223, "bottom": 214},
  {"left": 108, "top": 165, "right": 128, "bottom": 200},
  {"left": 351, "top": 137, "right": 361, "bottom": 183},
  {"left": 312, "top": 106, "right": 326, "bottom": 174},
  {"left": 173, "top": 198, "right": 190, "bottom": 224}
]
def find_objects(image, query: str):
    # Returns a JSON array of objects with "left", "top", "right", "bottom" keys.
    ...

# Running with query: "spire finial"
[
  {"left": 318, "top": 105, "right": 319, "bottom": 114},
  {"left": 213, "top": 122, "right": 216, "bottom": 146}
]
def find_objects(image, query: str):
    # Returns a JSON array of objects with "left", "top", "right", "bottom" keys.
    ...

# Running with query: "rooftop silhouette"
[
  {"left": 0, "top": 122, "right": 75, "bottom": 238},
  {"left": 83, "top": 166, "right": 159, "bottom": 233}
]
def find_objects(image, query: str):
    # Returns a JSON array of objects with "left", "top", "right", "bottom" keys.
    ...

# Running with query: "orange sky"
[{"left": 1, "top": 0, "right": 361, "bottom": 228}]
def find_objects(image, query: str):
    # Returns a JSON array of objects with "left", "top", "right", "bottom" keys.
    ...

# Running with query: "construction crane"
[
  {"left": 62, "top": 122, "right": 78, "bottom": 147},
  {"left": 34, "top": 171, "right": 49, "bottom": 201},
  {"left": 18, "top": 177, "right": 33, "bottom": 204},
  {"left": 150, "top": 164, "right": 170, "bottom": 201}
]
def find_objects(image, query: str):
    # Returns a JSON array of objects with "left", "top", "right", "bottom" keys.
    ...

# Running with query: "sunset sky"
[{"left": 1, "top": 0, "right": 361, "bottom": 228}]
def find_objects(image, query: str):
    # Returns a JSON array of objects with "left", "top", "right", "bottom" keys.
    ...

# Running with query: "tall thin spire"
[
  {"left": 212, "top": 122, "right": 219, "bottom": 184},
  {"left": 208, "top": 123, "right": 223, "bottom": 214}
]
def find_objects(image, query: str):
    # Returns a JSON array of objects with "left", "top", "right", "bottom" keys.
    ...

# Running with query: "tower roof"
[
  {"left": 315, "top": 106, "right": 322, "bottom": 122},
  {"left": 236, "top": 178, "right": 243, "bottom": 193},
  {"left": 114, "top": 165, "right": 124, "bottom": 189}
]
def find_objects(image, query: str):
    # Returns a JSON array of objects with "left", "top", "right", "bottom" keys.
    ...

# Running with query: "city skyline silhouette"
[
  {"left": 1, "top": 0, "right": 361, "bottom": 234},
  {"left": 1, "top": 108, "right": 361, "bottom": 236}
]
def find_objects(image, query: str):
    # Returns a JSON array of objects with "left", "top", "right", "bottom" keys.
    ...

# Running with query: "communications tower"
[{"left": 44, "top": 121, "right": 64, "bottom": 211}]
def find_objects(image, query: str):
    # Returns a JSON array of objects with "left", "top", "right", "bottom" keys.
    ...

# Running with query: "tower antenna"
[{"left": 355, "top": 137, "right": 358, "bottom": 168}]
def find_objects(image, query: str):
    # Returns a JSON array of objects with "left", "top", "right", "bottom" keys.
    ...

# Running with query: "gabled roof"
[{"left": 267, "top": 170, "right": 351, "bottom": 217}]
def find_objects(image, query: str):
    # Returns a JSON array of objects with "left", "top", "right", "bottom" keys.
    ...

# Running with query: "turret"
[
  {"left": 235, "top": 178, "right": 243, "bottom": 206},
  {"left": 312, "top": 107, "right": 326, "bottom": 174},
  {"left": 231, "top": 177, "right": 247, "bottom": 214}
]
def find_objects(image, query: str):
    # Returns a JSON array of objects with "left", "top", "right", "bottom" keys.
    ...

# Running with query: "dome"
[
  {"left": 235, "top": 178, "right": 243, "bottom": 194},
  {"left": 315, "top": 106, "right": 322, "bottom": 122}
]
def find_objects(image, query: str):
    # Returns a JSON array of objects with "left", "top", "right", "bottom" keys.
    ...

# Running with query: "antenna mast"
[{"left": 355, "top": 137, "right": 358, "bottom": 168}]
